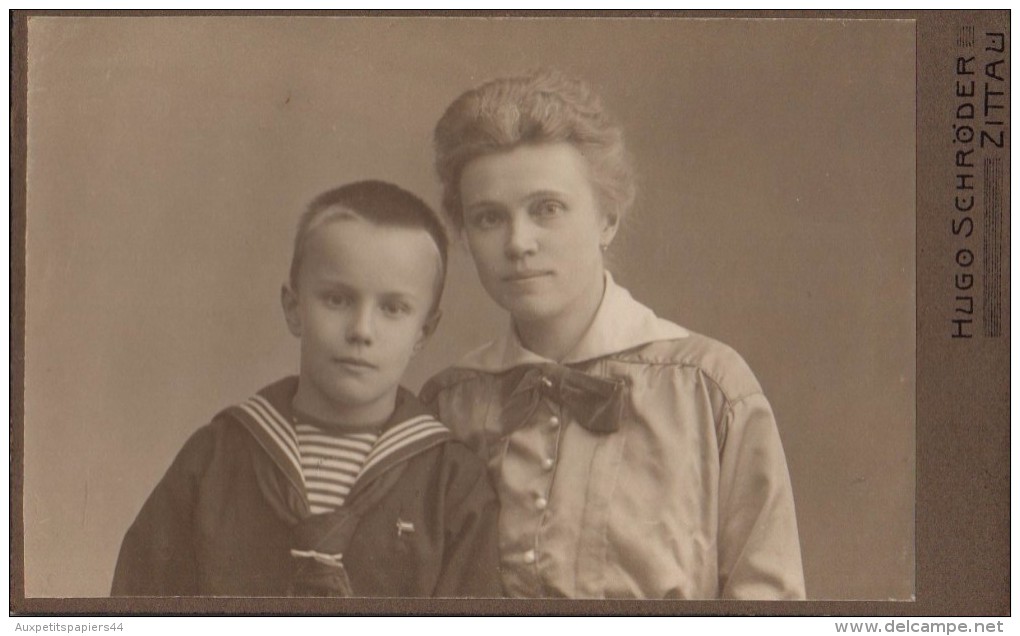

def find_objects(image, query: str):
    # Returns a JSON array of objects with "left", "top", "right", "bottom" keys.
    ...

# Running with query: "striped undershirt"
[{"left": 294, "top": 422, "right": 379, "bottom": 515}]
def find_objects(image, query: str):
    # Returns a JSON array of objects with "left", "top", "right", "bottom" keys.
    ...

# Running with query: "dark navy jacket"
[{"left": 111, "top": 377, "right": 501, "bottom": 597}]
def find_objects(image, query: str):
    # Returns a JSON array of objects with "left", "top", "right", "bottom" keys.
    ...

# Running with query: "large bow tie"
[{"left": 502, "top": 363, "right": 628, "bottom": 435}]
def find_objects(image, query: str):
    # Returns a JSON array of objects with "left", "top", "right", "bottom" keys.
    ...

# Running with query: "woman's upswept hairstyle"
[{"left": 433, "top": 69, "right": 636, "bottom": 231}]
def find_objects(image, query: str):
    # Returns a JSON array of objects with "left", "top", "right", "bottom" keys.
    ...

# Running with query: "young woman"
[{"left": 421, "top": 70, "right": 805, "bottom": 600}]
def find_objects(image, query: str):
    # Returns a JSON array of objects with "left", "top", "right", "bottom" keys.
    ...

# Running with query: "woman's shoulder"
[
  {"left": 419, "top": 364, "right": 494, "bottom": 405},
  {"left": 407, "top": 433, "right": 492, "bottom": 479},
  {"left": 612, "top": 330, "right": 765, "bottom": 403}
]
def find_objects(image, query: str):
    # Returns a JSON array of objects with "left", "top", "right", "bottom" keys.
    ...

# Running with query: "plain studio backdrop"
[{"left": 24, "top": 17, "right": 915, "bottom": 600}]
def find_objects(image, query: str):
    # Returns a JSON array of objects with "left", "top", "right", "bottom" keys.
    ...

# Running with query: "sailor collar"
[{"left": 223, "top": 377, "right": 451, "bottom": 509}]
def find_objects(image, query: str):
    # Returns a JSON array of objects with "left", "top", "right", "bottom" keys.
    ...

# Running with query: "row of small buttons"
[
  {"left": 540, "top": 412, "right": 559, "bottom": 487},
  {"left": 524, "top": 390, "right": 558, "bottom": 569}
]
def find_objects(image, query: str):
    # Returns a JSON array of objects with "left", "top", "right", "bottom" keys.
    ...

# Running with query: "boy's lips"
[{"left": 332, "top": 356, "right": 377, "bottom": 370}]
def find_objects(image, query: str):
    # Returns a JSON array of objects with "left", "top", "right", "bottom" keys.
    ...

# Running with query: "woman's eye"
[
  {"left": 469, "top": 209, "right": 503, "bottom": 230},
  {"left": 533, "top": 200, "right": 566, "bottom": 218}
]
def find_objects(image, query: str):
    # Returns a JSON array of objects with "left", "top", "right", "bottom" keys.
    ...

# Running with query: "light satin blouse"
[{"left": 421, "top": 274, "right": 805, "bottom": 599}]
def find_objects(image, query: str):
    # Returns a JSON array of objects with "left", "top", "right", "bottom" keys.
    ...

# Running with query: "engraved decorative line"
[
  {"left": 958, "top": 26, "right": 976, "bottom": 48},
  {"left": 982, "top": 157, "right": 1002, "bottom": 337}
]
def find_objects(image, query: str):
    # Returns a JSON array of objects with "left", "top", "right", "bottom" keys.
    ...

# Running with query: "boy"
[{"left": 111, "top": 180, "right": 501, "bottom": 597}]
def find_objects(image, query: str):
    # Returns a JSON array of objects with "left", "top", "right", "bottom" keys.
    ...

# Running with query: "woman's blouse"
[{"left": 421, "top": 273, "right": 805, "bottom": 599}]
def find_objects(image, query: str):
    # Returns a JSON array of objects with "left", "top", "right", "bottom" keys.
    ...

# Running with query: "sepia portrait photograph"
[{"left": 16, "top": 11, "right": 1000, "bottom": 614}]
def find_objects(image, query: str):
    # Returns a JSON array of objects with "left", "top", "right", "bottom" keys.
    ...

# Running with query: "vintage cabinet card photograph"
[{"left": 9, "top": 10, "right": 1010, "bottom": 617}]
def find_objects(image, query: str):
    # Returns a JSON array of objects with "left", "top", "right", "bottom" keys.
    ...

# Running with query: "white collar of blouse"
[{"left": 457, "top": 270, "right": 690, "bottom": 372}]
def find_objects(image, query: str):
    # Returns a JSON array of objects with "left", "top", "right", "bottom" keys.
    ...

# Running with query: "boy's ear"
[
  {"left": 281, "top": 284, "right": 302, "bottom": 337},
  {"left": 414, "top": 309, "right": 442, "bottom": 353}
]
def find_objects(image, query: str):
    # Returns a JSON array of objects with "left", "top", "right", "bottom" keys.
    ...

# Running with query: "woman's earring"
[{"left": 599, "top": 241, "right": 610, "bottom": 251}]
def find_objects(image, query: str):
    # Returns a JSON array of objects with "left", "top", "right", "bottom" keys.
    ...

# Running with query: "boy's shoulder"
[
  {"left": 160, "top": 377, "right": 302, "bottom": 482},
  {"left": 151, "top": 411, "right": 259, "bottom": 490}
]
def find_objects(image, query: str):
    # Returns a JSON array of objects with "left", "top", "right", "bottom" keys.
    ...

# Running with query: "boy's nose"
[{"left": 345, "top": 307, "right": 374, "bottom": 345}]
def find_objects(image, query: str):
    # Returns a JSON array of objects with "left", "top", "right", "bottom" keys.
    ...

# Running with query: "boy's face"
[{"left": 282, "top": 216, "right": 441, "bottom": 426}]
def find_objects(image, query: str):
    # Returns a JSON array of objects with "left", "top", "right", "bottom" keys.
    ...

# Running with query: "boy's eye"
[
  {"left": 468, "top": 208, "right": 504, "bottom": 230},
  {"left": 380, "top": 300, "right": 412, "bottom": 317},
  {"left": 323, "top": 292, "right": 352, "bottom": 308},
  {"left": 533, "top": 199, "right": 566, "bottom": 219}
]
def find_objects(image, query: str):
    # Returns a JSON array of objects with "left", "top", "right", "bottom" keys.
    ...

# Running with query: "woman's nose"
[
  {"left": 345, "top": 306, "right": 374, "bottom": 345},
  {"left": 505, "top": 214, "right": 538, "bottom": 259}
]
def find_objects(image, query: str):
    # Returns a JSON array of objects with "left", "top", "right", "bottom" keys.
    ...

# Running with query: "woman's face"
[{"left": 459, "top": 142, "right": 618, "bottom": 328}]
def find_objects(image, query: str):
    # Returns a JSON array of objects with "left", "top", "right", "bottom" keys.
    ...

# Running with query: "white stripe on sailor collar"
[
  {"left": 356, "top": 415, "right": 449, "bottom": 480},
  {"left": 236, "top": 394, "right": 305, "bottom": 492}
]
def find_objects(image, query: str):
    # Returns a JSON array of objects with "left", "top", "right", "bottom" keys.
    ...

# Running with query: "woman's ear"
[
  {"left": 600, "top": 211, "right": 621, "bottom": 249},
  {"left": 281, "top": 284, "right": 302, "bottom": 337}
]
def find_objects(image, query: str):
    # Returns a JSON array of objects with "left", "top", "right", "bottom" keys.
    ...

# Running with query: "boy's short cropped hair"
[{"left": 289, "top": 180, "right": 449, "bottom": 315}]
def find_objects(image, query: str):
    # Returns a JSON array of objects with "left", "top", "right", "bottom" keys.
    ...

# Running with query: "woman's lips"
[{"left": 503, "top": 270, "right": 553, "bottom": 282}]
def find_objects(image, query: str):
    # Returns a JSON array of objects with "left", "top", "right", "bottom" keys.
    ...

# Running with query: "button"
[
  {"left": 541, "top": 458, "right": 555, "bottom": 471},
  {"left": 535, "top": 497, "right": 548, "bottom": 510},
  {"left": 548, "top": 416, "right": 560, "bottom": 428},
  {"left": 541, "top": 377, "right": 554, "bottom": 388},
  {"left": 523, "top": 549, "right": 536, "bottom": 564}
]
